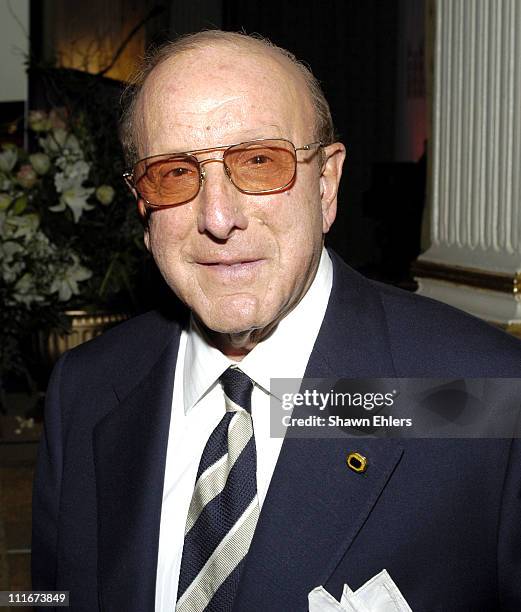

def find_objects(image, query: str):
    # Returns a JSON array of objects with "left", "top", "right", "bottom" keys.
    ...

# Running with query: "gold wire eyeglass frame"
[{"left": 122, "top": 138, "right": 324, "bottom": 208}]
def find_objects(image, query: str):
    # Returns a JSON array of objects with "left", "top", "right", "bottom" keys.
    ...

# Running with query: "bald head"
[
  {"left": 137, "top": 44, "right": 313, "bottom": 160},
  {"left": 120, "top": 30, "right": 335, "bottom": 166}
]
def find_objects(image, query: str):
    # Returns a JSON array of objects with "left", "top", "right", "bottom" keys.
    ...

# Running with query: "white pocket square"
[{"left": 308, "top": 569, "right": 413, "bottom": 612}]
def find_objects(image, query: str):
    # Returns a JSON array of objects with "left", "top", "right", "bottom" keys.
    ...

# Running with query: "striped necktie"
[{"left": 176, "top": 367, "right": 260, "bottom": 612}]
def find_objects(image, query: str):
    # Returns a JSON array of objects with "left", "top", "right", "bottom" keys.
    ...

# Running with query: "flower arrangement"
[{"left": 0, "top": 108, "right": 144, "bottom": 385}]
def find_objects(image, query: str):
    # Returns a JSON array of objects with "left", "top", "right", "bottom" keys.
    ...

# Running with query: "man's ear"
[
  {"left": 319, "top": 142, "right": 346, "bottom": 233},
  {"left": 137, "top": 199, "right": 151, "bottom": 250},
  {"left": 124, "top": 174, "right": 152, "bottom": 249}
]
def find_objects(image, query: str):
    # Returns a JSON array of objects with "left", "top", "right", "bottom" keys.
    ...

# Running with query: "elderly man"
[{"left": 32, "top": 31, "right": 521, "bottom": 611}]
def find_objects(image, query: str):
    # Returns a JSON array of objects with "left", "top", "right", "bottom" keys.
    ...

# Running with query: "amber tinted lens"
[
  {"left": 224, "top": 139, "right": 296, "bottom": 192},
  {"left": 134, "top": 155, "right": 200, "bottom": 206}
]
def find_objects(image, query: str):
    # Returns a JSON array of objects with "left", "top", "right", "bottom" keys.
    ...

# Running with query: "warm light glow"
[
  {"left": 56, "top": 36, "right": 143, "bottom": 82},
  {"left": 52, "top": 1, "right": 147, "bottom": 82}
]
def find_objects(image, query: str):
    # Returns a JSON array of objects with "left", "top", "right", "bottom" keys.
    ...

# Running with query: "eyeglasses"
[{"left": 123, "top": 138, "right": 323, "bottom": 208}]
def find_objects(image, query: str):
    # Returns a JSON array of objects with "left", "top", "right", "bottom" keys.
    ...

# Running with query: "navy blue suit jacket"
[{"left": 32, "top": 251, "right": 521, "bottom": 610}]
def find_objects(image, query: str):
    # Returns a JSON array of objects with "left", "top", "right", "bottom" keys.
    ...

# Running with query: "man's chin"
[
  {"left": 188, "top": 293, "right": 284, "bottom": 351},
  {"left": 195, "top": 305, "right": 276, "bottom": 340},
  {"left": 195, "top": 295, "right": 262, "bottom": 331},
  {"left": 198, "top": 313, "right": 262, "bottom": 336}
]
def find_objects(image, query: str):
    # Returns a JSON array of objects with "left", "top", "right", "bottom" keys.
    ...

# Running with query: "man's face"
[{"left": 137, "top": 46, "right": 344, "bottom": 342}]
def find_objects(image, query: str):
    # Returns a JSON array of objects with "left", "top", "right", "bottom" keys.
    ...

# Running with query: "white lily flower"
[
  {"left": 4, "top": 213, "right": 40, "bottom": 241},
  {"left": 69, "top": 159, "right": 90, "bottom": 181},
  {"left": 54, "top": 160, "right": 90, "bottom": 193},
  {"left": 50, "top": 255, "right": 92, "bottom": 301},
  {"left": 49, "top": 201, "right": 67, "bottom": 213},
  {"left": 54, "top": 172, "right": 70, "bottom": 193},
  {"left": 59, "top": 185, "right": 95, "bottom": 222}
]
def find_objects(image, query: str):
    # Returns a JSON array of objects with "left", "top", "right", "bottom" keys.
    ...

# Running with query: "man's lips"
[
  {"left": 197, "top": 259, "right": 262, "bottom": 266},
  {"left": 194, "top": 258, "right": 265, "bottom": 280}
]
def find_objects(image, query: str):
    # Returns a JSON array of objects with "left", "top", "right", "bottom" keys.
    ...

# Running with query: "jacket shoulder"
[
  {"left": 328, "top": 250, "right": 521, "bottom": 377},
  {"left": 55, "top": 309, "right": 183, "bottom": 398},
  {"left": 374, "top": 277, "right": 521, "bottom": 376}
]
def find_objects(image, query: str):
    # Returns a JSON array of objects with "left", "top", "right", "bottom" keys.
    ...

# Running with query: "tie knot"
[{"left": 220, "top": 367, "right": 253, "bottom": 413}]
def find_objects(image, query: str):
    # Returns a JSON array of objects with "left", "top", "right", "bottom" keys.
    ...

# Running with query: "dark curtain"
[{"left": 222, "top": 0, "right": 401, "bottom": 268}]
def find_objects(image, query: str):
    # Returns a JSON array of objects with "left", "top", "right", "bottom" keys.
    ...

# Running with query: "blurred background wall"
[
  {"left": 0, "top": 0, "right": 29, "bottom": 150},
  {"left": 0, "top": 1, "right": 29, "bottom": 102}
]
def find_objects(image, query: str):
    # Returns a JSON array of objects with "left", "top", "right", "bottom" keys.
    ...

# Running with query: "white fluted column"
[{"left": 415, "top": 0, "right": 521, "bottom": 334}]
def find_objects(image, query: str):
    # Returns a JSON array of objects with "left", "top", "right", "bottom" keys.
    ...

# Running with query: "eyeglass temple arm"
[{"left": 295, "top": 141, "right": 323, "bottom": 152}]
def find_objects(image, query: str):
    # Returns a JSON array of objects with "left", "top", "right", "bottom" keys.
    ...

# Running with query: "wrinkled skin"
[{"left": 136, "top": 45, "right": 345, "bottom": 358}]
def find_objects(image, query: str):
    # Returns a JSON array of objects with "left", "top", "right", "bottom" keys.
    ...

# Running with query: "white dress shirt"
[{"left": 155, "top": 247, "right": 333, "bottom": 611}]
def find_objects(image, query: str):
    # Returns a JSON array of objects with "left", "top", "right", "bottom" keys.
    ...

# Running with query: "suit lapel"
[
  {"left": 93, "top": 324, "right": 181, "bottom": 612},
  {"left": 91, "top": 253, "right": 405, "bottom": 610},
  {"left": 234, "top": 251, "right": 405, "bottom": 610}
]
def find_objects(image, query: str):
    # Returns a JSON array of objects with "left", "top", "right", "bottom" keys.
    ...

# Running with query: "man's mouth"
[
  {"left": 195, "top": 258, "right": 265, "bottom": 280},
  {"left": 200, "top": 258, "right": 260, "bottom": 265}
]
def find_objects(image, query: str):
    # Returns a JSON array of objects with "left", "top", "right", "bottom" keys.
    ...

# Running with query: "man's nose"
[{"left": 196, "top": 161, "right": 248, "bottom": 239}]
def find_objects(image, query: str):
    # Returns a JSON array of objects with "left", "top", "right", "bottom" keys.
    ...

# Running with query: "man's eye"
[
  {"left": 247, "top": 154, "right": 271, "bottom": 165},
  {"left": 170, "top": 167, "right": 190, "bottom": 176}
]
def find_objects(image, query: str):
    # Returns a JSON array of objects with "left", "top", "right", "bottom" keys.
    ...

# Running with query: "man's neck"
[{"left": 204, "top": 323, "right": 278, "bottom": 361}]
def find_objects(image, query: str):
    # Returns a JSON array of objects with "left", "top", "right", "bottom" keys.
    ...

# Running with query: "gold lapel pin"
[{"left": 346, "top": 452, "right": 368, "bottom": 473}]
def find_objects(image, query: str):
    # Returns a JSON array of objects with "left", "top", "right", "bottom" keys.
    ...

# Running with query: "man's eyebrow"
[{"left": 145, "top": 125, "right": 287, "bottom": 157}]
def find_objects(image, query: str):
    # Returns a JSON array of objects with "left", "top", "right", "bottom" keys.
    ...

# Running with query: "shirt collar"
[
  {"left": 183, "top": 247, "right": 333, "bottom": 412},
  {"left": 183, "top": 317, "right": 233, "bottom": 414}
]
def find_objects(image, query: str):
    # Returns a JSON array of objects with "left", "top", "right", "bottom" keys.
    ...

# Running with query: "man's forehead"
[
  {"left": 138, "top": 45, "right": 311, "bottom": 154},
  {"left": 142, "top": 44, "right": 306, "bottom": 108}
]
